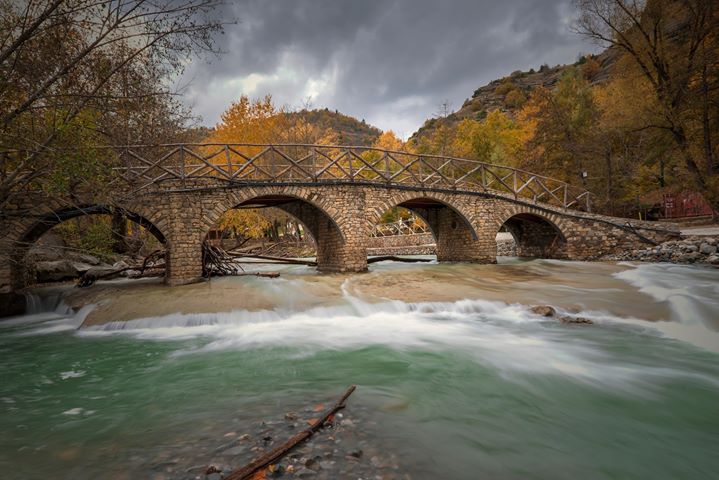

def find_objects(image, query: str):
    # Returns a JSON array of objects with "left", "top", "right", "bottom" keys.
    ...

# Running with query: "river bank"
[{"left": 601, "top": 236, "right": 719, "bottom": 264}]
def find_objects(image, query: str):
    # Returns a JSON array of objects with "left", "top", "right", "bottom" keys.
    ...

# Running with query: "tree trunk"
[
  {"left": 605, "top": 149, "right": 613, "bottom": 214},
  {"left": 111, "top": 210, "right": 128, "bottom": 254},
  {"left": 673, "top": 125, "right": 719, "bottom": 215}
]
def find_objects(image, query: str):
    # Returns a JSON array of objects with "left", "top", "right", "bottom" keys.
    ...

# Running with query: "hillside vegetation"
[
  {"left": 407, "top": 0, "right": 718, "bottom": 218},
  {"left": 286, "top": 109, "right": 381, "bottom": 146}
]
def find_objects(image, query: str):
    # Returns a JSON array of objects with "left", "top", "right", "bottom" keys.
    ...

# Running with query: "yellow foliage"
[
  {"left": 373, "top": 130, "right": 404, "bottom": 151},
  {"left": 218, "top": 208, "right": 271, "bottom": 239},
  {"left": 452, "top": 110, "right": 529, "bottom": 166},
  {"left": 504, "top": 89, "right": 527, "bottom": 108},
  {"left": 209, "top": 94, "right": 286, "bottom": 145}
]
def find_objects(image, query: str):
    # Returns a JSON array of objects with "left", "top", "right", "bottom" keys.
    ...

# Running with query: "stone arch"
[
  {"left": 202, "top": 186, "right": 363, "bottom": 272},
  {"left": 368, "top": 192, "right": 479, "bottom": 238},
  {"left": 7, "top": 203, "right": 166, "bottom": 290},
  {"left": 495, "top": 205, "right": 568, "bottom": 259},
  {"left": 369, "top": 191, "right": 496, "bottom": 263}
]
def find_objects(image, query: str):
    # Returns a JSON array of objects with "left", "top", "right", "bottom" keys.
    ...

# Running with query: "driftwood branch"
[
  {"left": 367, "top": 255, "right": 432, "bottom": 264},
  {"left": 223, "top": 385, "right": 357, "bottom": 480},
  {"left": 230, "top": 253, "right": 317, "bottom": 266}
]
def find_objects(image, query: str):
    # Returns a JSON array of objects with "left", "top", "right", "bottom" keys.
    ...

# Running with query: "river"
[{"left": 1, "top": 258, "right": 718, "bottom": 479}]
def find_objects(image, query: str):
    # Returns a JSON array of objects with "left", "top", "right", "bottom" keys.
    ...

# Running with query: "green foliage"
[
  {"left": 43, "top": 110, "right": 114, "bottom": 197},
  {"left": 54, "top": 217, "right": 116, "bottom": 260}
]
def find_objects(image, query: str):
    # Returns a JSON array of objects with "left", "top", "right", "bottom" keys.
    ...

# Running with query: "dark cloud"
[{"left": 180, "top": 0, "right": 598, "bottom": 137}]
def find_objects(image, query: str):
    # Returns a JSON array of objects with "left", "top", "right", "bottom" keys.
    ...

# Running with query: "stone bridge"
[{"left": 1, "top": 144, "right": 679, "bottom": 297}]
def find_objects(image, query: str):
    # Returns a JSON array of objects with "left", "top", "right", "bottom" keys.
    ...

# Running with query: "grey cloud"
[{"left": 181, "top": 0, "right": 598, "bottom": 136}]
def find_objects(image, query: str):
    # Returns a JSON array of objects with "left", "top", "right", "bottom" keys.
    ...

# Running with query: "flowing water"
[{"left": 1, "top": 258, "right": 719, "bottom": 479}]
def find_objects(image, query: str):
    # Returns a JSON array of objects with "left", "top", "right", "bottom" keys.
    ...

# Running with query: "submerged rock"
[
  {"left": 530, "top": 305, "right": 556, "bottom": 317},
  {"left": 558, "top": 316, "right": 593, "bottom": 325}
]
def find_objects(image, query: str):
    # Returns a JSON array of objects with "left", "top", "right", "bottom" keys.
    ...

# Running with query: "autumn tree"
[
  {"left": 207, "top": 94, "right": 339, "bottom": 243},
  {"left": 0, "top": 0, "right": 225, "bottom": 209},
  {"left": 518, "top": 68, "right": 599, "bottom": 184},
  {"left": 452, "top": 110, "right": 529, "bottom": 166},
  {"left": 574, "top": 0, "right": 719, "bottom": 215}
]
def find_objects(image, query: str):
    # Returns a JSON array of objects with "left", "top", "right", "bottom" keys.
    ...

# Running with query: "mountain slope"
[
  {"left": 286, "top": 108, "right": 382, "bottom": 146},
  {"left": 410, "top": 48, "right": 619, "bottom": 142}
]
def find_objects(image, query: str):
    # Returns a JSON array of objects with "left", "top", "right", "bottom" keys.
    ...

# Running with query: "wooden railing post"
[
  {"left": 311, "top": 148, "right": 317, "bottom": 181},
  {"left": 348, "top": 148, "right": 354, "bottom": 181},
  {"left": 224, "top": 145, "right": 232, "bottom": 178},
  {"left": 179, "top": 145, "right": 186, "bottom": 187}
]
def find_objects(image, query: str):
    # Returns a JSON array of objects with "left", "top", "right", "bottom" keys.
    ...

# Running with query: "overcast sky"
[{"left": 180, "top": 0, "right": 599, "bottom": 138}]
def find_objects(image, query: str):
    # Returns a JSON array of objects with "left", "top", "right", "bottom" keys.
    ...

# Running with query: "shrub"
[
  {"left": 504, "top": 89, "right": 527, "bottom": 108},
  {"left": 495, "top": 82, "right": 515, "bottom": 95}
]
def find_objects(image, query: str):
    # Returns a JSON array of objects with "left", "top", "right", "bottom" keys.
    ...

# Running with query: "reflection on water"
[{"left": 1, "top": 258, "right": 719, "bottom": 479}]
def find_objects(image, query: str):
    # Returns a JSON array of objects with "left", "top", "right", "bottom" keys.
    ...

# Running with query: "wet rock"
[
  {"left": 305, "top": 456, "right": 322, "bottom": 471},
  {"left": 707, "top": 254, "right": 719, "bottom": 265},
  {"left": 347, "top": 449, "right": 363, "bottom": 459},
  {"left": 558, "top": 316, "right": 593, "bottom": 325},
  {"left": 285, "top": 411, "right": 298, "bottom": 421},
  {"left": 294, "top": 467, "right": 316, "bottom": 477},
  {"left": 530, "top": 305, "right": 556, "bottom": 317},
  {"left": 700, "top": 243, "right": 717, "bottom": 255},
  {"left": 35, "top": 259, "right": 94, "bottom": 282},
  {"left": 222, "top": 446, "right": 246, "bottom": 456}
]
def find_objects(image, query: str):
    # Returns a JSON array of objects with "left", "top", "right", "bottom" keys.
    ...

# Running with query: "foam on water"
[
  {"left": 75, "top": 284, "right": 719, "bottom": 394},
  {"left": 613, "top": 262, "right": 719, "bottom": 351}
]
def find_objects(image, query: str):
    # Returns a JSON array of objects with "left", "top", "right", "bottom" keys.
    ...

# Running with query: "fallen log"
[
  {"left": 222, "top": 385, "right": 357, "bottom": 480},
  {"left": 230, "top": 253, "right": 318, "bottom": 266},
  {"left": 367, "top": 255, "right": 432, "bottom": 264},
  {"left": 77, "top": 265, "right": 164, "bottom": 287},
  {"left": 234, "top": 271, "right": 280, "bottom": 278}
]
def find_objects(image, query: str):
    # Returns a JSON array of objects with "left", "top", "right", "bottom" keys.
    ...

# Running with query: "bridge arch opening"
[
  {"left": 207, "top": 194, "right": 352, "bottom": 272},
  {"left": 11, "top": 205, "right": 166, "bottom": 288},
  {"left": 498, "top": 213, "right": 566, "bottom": 259},
  {"left": 371, "top": 197, "right": 487, "bottom": 263}
]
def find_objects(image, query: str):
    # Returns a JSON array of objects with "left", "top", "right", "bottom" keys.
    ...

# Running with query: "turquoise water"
[{"left": 1, "top": 260, "right": 719, "bottom": 479}]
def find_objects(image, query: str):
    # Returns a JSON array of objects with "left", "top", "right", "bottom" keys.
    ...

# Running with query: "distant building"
[{"left": 663, "top": 192, "right": 714, "bottom": 219}]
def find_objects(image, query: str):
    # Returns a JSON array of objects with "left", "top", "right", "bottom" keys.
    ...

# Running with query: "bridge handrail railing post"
[
  {"left": 179, "top": 145, "right": 186, "bottom": 187},
  {"left": 347, "top": 148, "right": 354, "bottom": 182}
]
